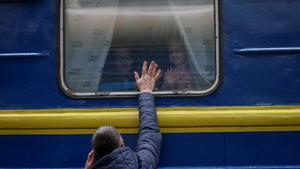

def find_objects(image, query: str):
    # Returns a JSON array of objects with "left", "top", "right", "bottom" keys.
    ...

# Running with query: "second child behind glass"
[
  {"left": 99, "top": 48, "right": 136, "bottom": 91},
  {"left": 161, "top": 39, "right": 210, "bottom": 90}
]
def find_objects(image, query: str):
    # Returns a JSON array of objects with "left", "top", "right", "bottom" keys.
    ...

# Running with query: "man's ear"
[
  {"left": 85, "top": 150, "right": 95, "bottom": 169},
  {"left": 119, "top": 136, "right": 125, "bottom": 147}
]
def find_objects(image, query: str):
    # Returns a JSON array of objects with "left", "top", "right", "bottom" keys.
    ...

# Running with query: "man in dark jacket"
[{"left": 85, "top": 61, "right": 162, "bottom": 169}]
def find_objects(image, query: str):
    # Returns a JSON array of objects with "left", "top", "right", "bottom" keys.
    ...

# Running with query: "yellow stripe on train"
[{"left": 0, "top": 106, "right": 300, "bottom": 135}]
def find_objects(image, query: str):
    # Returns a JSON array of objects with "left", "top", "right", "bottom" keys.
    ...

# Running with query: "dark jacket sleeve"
[{"left": 135, "top": 92, "right": 162, "bottom": 169}]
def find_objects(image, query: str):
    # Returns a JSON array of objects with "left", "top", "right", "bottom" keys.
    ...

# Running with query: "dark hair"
[{"left": 92, "top": 126, "right": 121, "bottom": 160}]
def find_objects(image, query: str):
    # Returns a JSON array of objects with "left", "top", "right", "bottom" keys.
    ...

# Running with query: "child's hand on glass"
[{"left": 164, "top": 68, "right": 177, "bottom": 85}]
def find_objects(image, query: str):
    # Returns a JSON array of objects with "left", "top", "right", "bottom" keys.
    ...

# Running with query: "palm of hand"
[
  {"left": 134, "top": 61, "right": 161, "bottom": 93},
  {"left": 136, "top": 74, "right": 155, "bottom": 92},
  {"left": 165, "top": 68, "right": 176, "bottom": 84}
]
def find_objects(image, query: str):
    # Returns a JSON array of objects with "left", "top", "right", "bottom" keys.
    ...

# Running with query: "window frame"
[{"left": 59, "top": 0, "right": 221, "bottom": 98}]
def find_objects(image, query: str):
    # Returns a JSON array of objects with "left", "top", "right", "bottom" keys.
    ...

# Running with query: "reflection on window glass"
[{"left": 64, "top": 0, "right": 216, "bottom": 93}]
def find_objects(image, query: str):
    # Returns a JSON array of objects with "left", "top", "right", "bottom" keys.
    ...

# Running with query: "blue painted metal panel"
[
  {"left": 1, "top": 0, "right": 300, "bottom": 168},
  {"left": 224, "top": 133, "right": 257, "bottom": 165},
  {"left": 1, "top": 132, "right": 300, "bottom": 167},
  {"left": 220, "top": 0, "right": 300, "bottom": 107}
]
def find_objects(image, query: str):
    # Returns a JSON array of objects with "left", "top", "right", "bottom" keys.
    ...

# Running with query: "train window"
[{"left": 60, "top": 0, "right": 219, "bottom": 97}]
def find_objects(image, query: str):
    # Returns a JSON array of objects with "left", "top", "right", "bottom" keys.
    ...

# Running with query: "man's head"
[{"left": 92, "top": 126, "right": 124, "bottom": 160}]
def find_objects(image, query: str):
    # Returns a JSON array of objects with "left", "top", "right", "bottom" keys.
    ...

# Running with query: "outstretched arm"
[{"left": 134, "top": 61, "right": 162, "bottom": 168}]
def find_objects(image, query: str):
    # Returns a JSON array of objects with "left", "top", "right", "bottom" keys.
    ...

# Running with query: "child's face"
[
  {"left": 115, "top": 48, "right": 133, "bottom": 72},
  {"left": 169, "top": 45, "right": 186, "bottom": 66}
]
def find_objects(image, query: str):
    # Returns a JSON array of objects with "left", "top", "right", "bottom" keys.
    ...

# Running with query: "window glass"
[{"left": 63, "top": 0, "right": 217, "bottom": 95}]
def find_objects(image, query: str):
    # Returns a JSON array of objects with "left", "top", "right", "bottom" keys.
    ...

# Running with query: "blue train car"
[{"left": 1, "top": 0, "right": 300, "bottom": 168}]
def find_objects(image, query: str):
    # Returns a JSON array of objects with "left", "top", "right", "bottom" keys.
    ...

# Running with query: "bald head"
[{"left": 92, "top": 126, "right": 123, "bottom": 159}]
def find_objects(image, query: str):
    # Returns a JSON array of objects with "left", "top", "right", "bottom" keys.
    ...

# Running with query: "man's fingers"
[
  {"left": 134, "top": 71, "right": 140, "bottom": 81},
  {"left": 154, "top": 69, "right": 161, "bottom": 80},
  {"left": 147, "top": 61, "right": 155, "bottom": 75},
  {"left": 151, "top": 62, "right": 158, "bottom": 77},
  {"left": 142, "top": 61, "right": 147, "bottom": 76}
]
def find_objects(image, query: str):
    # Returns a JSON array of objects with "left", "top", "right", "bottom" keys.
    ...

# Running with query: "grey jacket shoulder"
[{"left": 93, "top": 147, "right": 138, "bottom": 169}]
